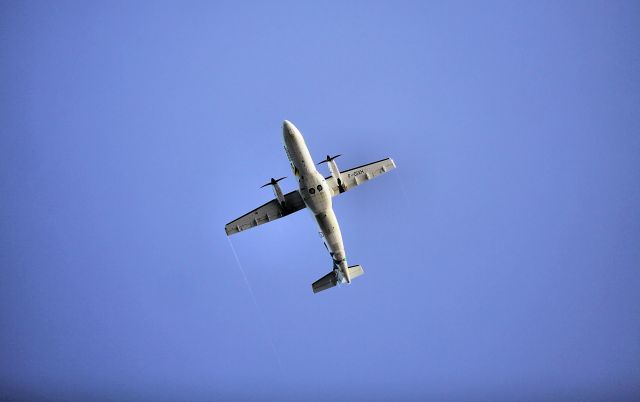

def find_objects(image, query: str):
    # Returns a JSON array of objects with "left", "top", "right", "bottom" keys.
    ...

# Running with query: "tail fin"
[{"left": 312, "top": 265, "right": 364, "bottom": 294}]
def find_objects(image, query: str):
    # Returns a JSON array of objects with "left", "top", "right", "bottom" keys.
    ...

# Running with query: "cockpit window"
[
  {"left": 309, "top": 188, "right": 316, "bottom": 194},
  {"left": 317, "top": 185, "right": 323, "bottom": 191}
]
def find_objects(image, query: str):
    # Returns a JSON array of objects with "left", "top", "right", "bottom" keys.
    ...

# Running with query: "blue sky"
[{"left": 1, "top": 1, "right": 639, "bottom": 400}]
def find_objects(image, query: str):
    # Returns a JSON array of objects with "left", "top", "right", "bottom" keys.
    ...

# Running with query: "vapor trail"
[{"left": 227, "top": 237, "right": 284, "bottom": 376}]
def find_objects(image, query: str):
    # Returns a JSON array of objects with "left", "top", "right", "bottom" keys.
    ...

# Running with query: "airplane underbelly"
[
  {"left": 314, "top": 208, "right": 345, "bottom": 261},
  {"left": 301, "top": 171, "right": 331, "bottom": 214},
  {"left": 304, "top": 187, "right": 330, "bottom": 214}
]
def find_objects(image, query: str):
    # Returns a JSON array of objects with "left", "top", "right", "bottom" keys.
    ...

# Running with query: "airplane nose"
[{"left": 283, "top": 120, "right": 294, "bottom": 135}]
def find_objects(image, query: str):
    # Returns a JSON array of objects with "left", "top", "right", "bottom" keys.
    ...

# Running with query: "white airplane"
[{"left": 225, "top": 120, "right": 396, "bottom": 293}]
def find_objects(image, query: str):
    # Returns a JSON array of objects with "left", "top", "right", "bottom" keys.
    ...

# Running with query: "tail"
[{"left": 312, "top": 265, "right": 364, "bottom": 294}]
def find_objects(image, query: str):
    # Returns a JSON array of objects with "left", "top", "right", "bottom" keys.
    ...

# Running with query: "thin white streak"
[{"left": 226, "top": 237, "right": 284, "bottom": 377}]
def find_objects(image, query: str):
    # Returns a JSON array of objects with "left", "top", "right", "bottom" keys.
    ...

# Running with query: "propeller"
[
  {"left": 317, "top": 154, "right": 342, "bottom": 165},
  {"left": 260, "top": 177, "right": 287, "bottom": 188}
]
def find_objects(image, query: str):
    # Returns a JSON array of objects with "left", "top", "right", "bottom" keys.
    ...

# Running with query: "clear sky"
[{"left": 1, "top": 1, "right": 639, "bottom": 400}]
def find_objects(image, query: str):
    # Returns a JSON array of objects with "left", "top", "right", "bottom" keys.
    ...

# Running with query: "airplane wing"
[
  {"left": 325, "top": 158, "right": 396, "bottom": 196},
  {"left": 225, "top": 190, "right": 306, "bottom": 236}
]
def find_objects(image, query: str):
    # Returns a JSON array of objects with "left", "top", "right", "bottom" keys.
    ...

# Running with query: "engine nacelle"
[
  {"left": 272, "top": 182, "right": 285, "bottom": 205},
  {"left": 319, "top": 155, "right": 346, "bottom": 193},
  {"left": 261, "top": 177, "right": 287, "bottom": 207},
  {"left": 328, "top": 159, "right": 341, "bottom": 183}
]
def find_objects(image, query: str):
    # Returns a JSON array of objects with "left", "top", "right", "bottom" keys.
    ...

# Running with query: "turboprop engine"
[
  {"left": 318, "top": 154, "right": 346, "bottom": 193},
  {"left": 260, "top": 176, "right": 287, "bottom": 207}
]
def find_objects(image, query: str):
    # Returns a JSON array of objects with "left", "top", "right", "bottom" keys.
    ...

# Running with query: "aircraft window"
[
  {"left": 309, "top": 188, "right": 316, "bottom": 194},
  {"left": 317, "top": 185, "right": 323, "bottom": 191}
]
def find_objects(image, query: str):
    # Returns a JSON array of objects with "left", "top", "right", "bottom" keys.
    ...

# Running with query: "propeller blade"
[
  {"left": 317, "top": 154, "right": 342, "bottom": 165},
  {"left": 260, "top": 176, "right": 287, "bottom": 188}
]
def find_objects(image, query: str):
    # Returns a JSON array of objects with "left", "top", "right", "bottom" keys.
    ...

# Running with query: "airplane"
[{"left": 225, "top": 120, "right": 396, "bottom": 293}]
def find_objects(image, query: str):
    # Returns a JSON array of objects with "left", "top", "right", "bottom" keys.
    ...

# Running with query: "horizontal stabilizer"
[
  {"left": 312, "top": 271, "right": 338, "bottom": 294},
  {"left": 348, "top": 265, "right": 364, "bottom": 280},
  {"left": 312, "top": 265, "right": 365, "bottom": 294}
]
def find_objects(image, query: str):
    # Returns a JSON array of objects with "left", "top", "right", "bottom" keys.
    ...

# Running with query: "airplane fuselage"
[
  {"left": 225, "top": 119, "right": 396, "bottom": 292},
  {"left": 282, "top": 120, "right": 351, "bottom": 283}
]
